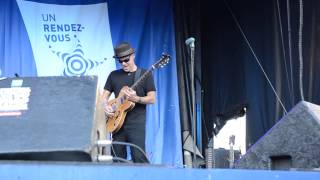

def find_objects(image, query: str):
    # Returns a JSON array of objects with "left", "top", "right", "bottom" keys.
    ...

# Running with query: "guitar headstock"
[{"left": 152, "top": 54, "right": 170, "bottom": 69}]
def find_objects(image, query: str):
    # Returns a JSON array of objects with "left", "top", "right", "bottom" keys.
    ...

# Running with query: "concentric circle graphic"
[
  {"left": 65, "top": 54, "right": 87, "bottom": 75},
  {"left": 49, "top": 37, "right": 107, "bottom": 76}
]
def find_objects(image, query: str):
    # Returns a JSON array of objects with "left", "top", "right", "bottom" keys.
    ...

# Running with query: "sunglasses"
[{"left": 118, "top": 57, "right": 130, "bottom": 63}]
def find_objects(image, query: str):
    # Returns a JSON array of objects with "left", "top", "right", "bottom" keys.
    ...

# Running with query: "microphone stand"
[
  {"left": 186, "top": 39, "right": 197, "bottom": 168},
  {"left": 190, "top": 44, "right": 197, "bottom": 168}
]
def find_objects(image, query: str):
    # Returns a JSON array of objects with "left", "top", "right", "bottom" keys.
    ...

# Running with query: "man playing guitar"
[{"left": 103, "top": 42, "right": 156, "bottom": 163}]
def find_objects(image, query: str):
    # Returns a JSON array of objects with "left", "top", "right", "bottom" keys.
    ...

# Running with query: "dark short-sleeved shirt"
[{"left": 104, "top": 68, "right": 156, "bottom": 124}]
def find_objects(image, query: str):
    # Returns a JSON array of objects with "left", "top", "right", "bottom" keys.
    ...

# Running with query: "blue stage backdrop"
[{"left": 0, "top": 0, "right": 182, "bottom": 166}]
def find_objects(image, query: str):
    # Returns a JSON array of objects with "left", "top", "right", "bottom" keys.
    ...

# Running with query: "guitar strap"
[{"left": 134, "top": 68, "right": 141, "bottom": 84}]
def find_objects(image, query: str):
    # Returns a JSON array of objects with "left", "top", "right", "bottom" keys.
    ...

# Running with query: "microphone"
[
  {"left": 14, "top": 73, "right": 20, "bottom": 78},
  {"left": 185, "top": 37, "right": 195, "bottom": 48}
]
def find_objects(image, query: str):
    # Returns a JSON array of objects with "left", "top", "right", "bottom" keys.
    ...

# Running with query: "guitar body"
[{"left": 106, "top": 86, "right": 135, "bottom": 133}]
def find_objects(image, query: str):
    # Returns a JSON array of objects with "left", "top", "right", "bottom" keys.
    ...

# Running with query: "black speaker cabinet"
[
  {"left": 0, "top": 76, "right": 106, "bottom": 161},
  {"left": 212, "top": 148, "right": 241, "bottom": 168},
  {"left": 235, "top": 101, "right": 320, "bottom": 170}
]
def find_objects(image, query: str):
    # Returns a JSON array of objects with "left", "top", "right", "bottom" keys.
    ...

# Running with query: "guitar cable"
[{"left": 96, "top": 140, "right": 150, "bottom": 163}]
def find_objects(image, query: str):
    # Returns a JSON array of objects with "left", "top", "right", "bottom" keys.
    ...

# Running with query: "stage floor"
[{"left": 0, "top": 161, "right": 320, "bottom": 180}]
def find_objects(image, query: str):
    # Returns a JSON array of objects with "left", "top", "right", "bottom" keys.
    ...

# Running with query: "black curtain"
[
  {"left": 201, "top": 0, "right": 248, "bottom": 149},
  {"left": 173, "top": 0, "right": 320, "bottom": 153}
]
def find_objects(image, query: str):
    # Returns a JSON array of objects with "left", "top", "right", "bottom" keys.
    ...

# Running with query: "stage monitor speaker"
[
  {"left": 207, "top": 148, "right": 241, "bottom": 168},
  {"left": 235, "top": 101, "right": 320, "bottom": 170},
  {"left": 0, "top": 76, "right": 107, "bottom": 162}
]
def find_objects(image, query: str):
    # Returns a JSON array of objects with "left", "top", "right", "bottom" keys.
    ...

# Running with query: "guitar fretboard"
[{"left": 131, "top": 67, "right": 154, "bottom": 90}]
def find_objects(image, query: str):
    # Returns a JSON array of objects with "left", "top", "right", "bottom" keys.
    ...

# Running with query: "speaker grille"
[{"left": 235, "top": 101, "right": 320, "bottom": 169}]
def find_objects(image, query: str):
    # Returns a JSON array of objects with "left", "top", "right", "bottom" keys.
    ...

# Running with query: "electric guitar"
[{"left": 106, "top": 54, "right": 170, "bottom": 133}]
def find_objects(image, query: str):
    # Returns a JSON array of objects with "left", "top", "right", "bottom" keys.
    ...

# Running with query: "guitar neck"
[{"left": 130, "top": 67, "right": 154, "bottom": 90}]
